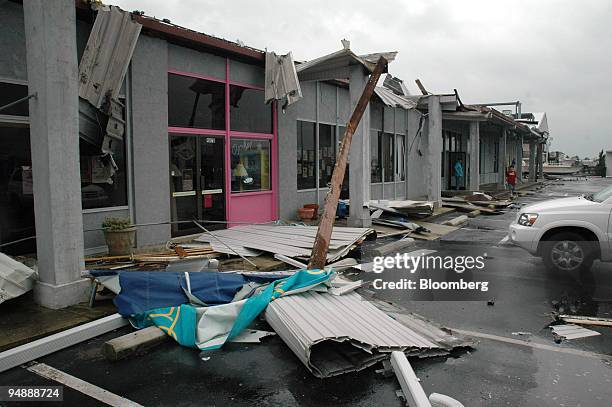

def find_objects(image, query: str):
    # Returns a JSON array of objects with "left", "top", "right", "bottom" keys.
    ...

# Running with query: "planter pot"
[
  {"left": 103, "top": 227, "right": 136, "bottom": 256},
  {"left": 297, "top": 207, "right": 315, "bottom": 221},
  {"left": 303, "top": 204, "right": 319, "bottom": 219}
]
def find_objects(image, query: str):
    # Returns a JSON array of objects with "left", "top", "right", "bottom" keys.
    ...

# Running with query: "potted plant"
[{"left": 102, "top": 217, "right": 136, "bottom": 256}]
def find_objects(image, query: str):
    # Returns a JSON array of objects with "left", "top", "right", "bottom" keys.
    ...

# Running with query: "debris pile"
[{"left": 0, "top": 253, "right": 37, "bottom": 304}]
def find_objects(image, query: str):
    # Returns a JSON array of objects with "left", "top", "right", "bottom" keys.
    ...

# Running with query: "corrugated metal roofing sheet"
[
  {"left": 374, "top": 87, "right": 419, "bottom": 110},
  {"left": 265, "top": 291, "right": 471, "bottom": 378},
  {"left": 195, "top": 224, "right": 375, "bottom": 263},
  {"left": 79, "top": 5, "right": 141, "bottom": 109}
]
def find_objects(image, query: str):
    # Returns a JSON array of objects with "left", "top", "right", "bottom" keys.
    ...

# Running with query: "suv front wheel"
[{"left": 541, "top": 232, "right": 595, "bottom": 273}]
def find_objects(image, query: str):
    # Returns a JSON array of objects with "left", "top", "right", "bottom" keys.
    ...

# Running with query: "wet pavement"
[{"left": 2, "top": 177, "right": 612, "bottom": 406}]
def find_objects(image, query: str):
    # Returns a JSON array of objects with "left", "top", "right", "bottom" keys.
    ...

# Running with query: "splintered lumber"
[
  {"left": 467, "top": 210, "right": 481, "bottom": 218},
  {"left": 103, "top": 326, "right": 169, "bottom": 361},
  {"left": 441, "top": 200, "right": 499, "bottom": 214},
  {"left": 443, "top": 215, "right": 469, "bottom": 227},
  {"left": 559, "top": 315, "right": 612, "bottom": 327},
  {"left": 373, "top": 238, "right": 416, "bottom": 256},
  {"left": 308, "top": 57, "right": 388, "bottom": 269}
]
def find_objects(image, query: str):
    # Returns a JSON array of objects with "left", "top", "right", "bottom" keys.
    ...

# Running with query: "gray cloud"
[{"left": 113, "top": 0, "right": 612, "bottom": 157}]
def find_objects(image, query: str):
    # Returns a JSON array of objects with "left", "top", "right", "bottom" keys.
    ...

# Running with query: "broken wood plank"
[
  {"left": 467, "top": 210, "right": 481, "bottom": 218},
  {"left": 443, "top": 215, "right": 469, "bottom": 227},
  {"left": 559, "top": 315, "right": 612, "bottom": 327},
  {"left": 103, "top": 326, "right": 169, "bottom": 361},
  {"left": 373, "top": 238, "right": 416, "bottom": 256},
  {"left": 441, "top": 201, "right": 499, "bottom": 214}
]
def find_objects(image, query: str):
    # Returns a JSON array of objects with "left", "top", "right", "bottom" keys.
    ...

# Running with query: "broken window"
[
  {"left": 230, "top": 86, "right": 272, "bottom": 134},
  {"left": 0, "top": 82, "right": 29, "bottom": 117},
  {"left": 381, "top": 132, "right": 394, "bottom": 182},
  {"left": 0, "top": 124, "right": 35, "bottom": 255},
  {"left": 319, "top": 124, "right": 335, "bottom": 188},
  {"left": 493, "top": 140, "right": 500, "bottom": 172},
  {"left": 396, "top": 134, "right": 406, "bottom": 181},
  {"left": 230, "top": 138, "right": 271, "bottom": 193},
  {"left": 297, "top": 121, "right": 316, "bottom": 190},
  {"left": 168, "top": 74, "right": 225, "bottom": 130},
  {"left": 79, "top": 131, "right": 127, "bottom": 210},
  {"left": 370, "top": 130, "right": 382, "bottom": 183}
]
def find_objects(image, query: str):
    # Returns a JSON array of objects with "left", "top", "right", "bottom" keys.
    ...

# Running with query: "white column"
[
  {"left": 497, "top": 128, "right": 507, "bottom": 188},
  {"left": 24, "top": 0, "right": 89, "bottom": 308},
  {"left": 348, "top": 65, "right": 371, "bottom": 227},
  {"left": 423, "top": 96, "right": 442, "bottom": 205},
  {"left": 517, "top": 135, "right": 524, "bottom": 182},
  {"left": 537, "top": 142, "right": 544, "bottom": 181},
  {"left": 468, "top": 121, "right": 480, "bottom": 191}
]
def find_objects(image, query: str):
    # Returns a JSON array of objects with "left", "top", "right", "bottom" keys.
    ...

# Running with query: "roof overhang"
[
  {"left": 296, "top": 49, "right": 396, "bottom": 82},
  {"left": 75, "top": 1, "right": 265, "bottom": 64}
]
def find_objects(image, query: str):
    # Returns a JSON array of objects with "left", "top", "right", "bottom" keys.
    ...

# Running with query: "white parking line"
[
  {"left": 453, "top": 329, "right": 611, "bottom": 360},
  {"left": 497, "top": 235, "right": 510, "bottom": 246},
  {"left": 25, "top": 362, "right": 143, "bottom": 407}
]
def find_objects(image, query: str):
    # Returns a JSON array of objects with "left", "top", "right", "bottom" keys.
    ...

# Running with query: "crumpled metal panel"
[
  {"left": 79, "top": 5, "right": 141, "bottom": 109},
  {"left": 374, "top": 87, "right": 418, "bottom": 110},
  {"left": 265, "top": 51, "right": 302, "bottom": 106},
  {"left": 265, "top": 291, "right": 471, "bottom": 378}
]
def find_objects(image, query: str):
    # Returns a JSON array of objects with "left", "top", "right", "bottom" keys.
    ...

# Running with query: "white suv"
[{"left": 509, "top": 185, "right": 612, "bottom": 272}]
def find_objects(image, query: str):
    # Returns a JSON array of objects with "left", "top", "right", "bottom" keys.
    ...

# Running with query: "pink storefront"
[{"left": 167, "top": 61, "right": 277, "bottom": 236}]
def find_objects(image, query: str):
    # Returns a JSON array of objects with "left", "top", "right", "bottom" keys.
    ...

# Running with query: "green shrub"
[{"left": 102, "top": 217, "right": 133, "bottom": 231}]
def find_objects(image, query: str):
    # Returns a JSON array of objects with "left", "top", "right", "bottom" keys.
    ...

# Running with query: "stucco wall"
[{"left": 130, "top": 35, "right": 170, "bottom": 247}]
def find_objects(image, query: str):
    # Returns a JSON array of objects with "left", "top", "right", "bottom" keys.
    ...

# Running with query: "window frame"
[{"left": 296, "top": 120, "right": 338, "bottom": 191}]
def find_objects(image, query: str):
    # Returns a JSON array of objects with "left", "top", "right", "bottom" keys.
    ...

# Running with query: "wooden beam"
[
  {"left": 307, "top": 57, "right": 387, "bottom": 270},
  {"left": 415, "top": 79, "right": 428, "bottom": 95},
  {"left": 103, "top": 326, "right": 169, "bottom": 361}
]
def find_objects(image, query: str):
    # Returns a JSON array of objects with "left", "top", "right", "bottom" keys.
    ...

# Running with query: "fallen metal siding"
[
  {"left": 79, "top": 6, "right": 142, "bottom": 109},
  {"left": 195, "top": 224, "right": 374, "bottom": 262},
  {"left": 265, "top": 291, "right": 468, "bottom": 378}
]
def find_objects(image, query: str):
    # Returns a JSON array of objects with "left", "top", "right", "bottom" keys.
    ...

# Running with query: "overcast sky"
[{"left": 113, "top": 0, "right": 612, "bottom": 158}]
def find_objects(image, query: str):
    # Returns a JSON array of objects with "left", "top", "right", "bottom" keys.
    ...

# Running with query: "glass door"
[
  {"left": 170, "top": 134, "right": 226, "bottom": 236},
  {"left": 200, "top": 136, "right": 225, "bottom": 228},
  {"left": 170, "top": 135, "right": 197, "bottom": 236}
]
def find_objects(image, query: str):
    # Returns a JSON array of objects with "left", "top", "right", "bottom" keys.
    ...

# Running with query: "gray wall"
[
  {"left": 479, "top": 127, "right": 500, "bottom": 185},
  {"left": 130, "top": 35, "right": 170, "bottom": 247}
]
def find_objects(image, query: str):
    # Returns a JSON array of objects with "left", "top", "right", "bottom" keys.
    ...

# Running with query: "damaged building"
[{"left": 0, "top": 0, "right": 546, "bottom": 308}]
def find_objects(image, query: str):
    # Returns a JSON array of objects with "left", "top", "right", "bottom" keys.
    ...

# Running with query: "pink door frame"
[{"left": 167, "top": 59, "right": 278, "bottom": 227}]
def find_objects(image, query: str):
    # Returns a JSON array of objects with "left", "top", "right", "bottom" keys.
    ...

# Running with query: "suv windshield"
[{"left": 588, "top": 185, "right": 612, "bottom": 202}]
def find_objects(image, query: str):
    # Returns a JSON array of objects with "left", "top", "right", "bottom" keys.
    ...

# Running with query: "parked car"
[{"left": 509, "top": 185, "right": 612, "bottom": 272}]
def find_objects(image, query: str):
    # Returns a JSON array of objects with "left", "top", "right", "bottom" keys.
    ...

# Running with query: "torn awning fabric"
[
  {"left": 90, "top": 269, "right": 334, "bottom": 350},
  {"left": 87, "top": 270, "right": 283, "bottom": 315}
]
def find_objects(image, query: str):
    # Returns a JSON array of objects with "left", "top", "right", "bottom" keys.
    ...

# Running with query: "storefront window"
[
  {"left": 79, "top": 136, "right": 128, "bottom": 209},
  {"left": 319, "top": 124, "right": 335, "bottom": 188},
  {"left": 230, "top": 86, "right": 272, "bottom": 134},
  {"left": 297, "top": 121, "right": 316, "bottom": 190},
  {"left": 230, "top": 138, "right": 271, "bottom": 192},
  {"left": 382, "top": 132, "right": 394, "bottom": 182},
  {"left": 168, "top": 74, "right": 225, "bottom": 130},
  {"left": 0, "top": 125, "right": 35, "bottom": 254},
  {"left": 396, "top": 134, "right": 406, "bottom": 181},
  {"left": 370, "top": 130, "right": 382, "bottom": 183},
  {"left": 0, "top": 82, "right": 29, "bottom": 117}
]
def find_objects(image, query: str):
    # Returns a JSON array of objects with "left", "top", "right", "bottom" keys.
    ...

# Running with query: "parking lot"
[{"left": 2, "top": 177, "right": 612, "bottom": 407}]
